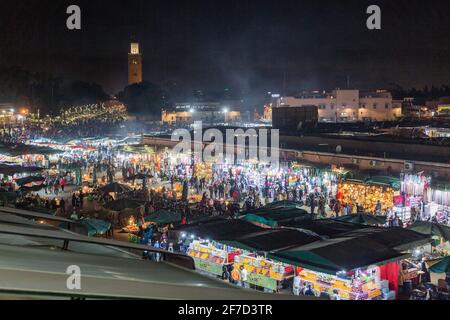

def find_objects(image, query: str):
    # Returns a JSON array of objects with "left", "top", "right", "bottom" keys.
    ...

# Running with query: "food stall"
[
  {"left": 193, "top": 162, "right": 213, "bottom": 181},
  {"left": 233, "top": 253, "right": 294, "bottom": 292},
  {"left": 187, "top": 240, "right": 239, "bottom": 277},
  {"left": 293, "top": 266, "right": 386, "bottom": 300},
  {"left": 338, "top": 180, "right": 396, "bottom": 213},
  {"left": 187, "top": 239, "right": 294, "bottom": 292}
]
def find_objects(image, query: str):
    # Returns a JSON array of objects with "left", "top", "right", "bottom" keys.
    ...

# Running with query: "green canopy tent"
[
  {"left": 338, "top": 169, "right": 369, "bottom": 181},
  {"left": 220, "top": 228, "right": 321, "bottom": 253},
  {"left": 242, "top": 213, "right": 279, "bottom": 228},
  {"left": 145, "top": 210, "right": 181, "bottom": 225},
  {"left": 264, "top": 200, "right": 303, "bottom": 209},
  {"left": 268, "top": 238, "right": 407, "bottom": 275},
  {"left": 334, "top": 213, "right": 387, "bottom": 226},
  {"left": 365, "top": 176, "right": 401, "bottom": 190},
  {"left": 429, "top": 256, "right": 450, "bottom": 276},
  {"left": 407, "top": 221, "right": 450, "bottom": 242},
  {"left": 80, "top": 218, "right": 111, "bottom": 237},
  {"left": 241, "top": 207, "right": 312, "bottom": 228},
  {"left": 104, "top": 198, "right": 145, "bottom": 211}
]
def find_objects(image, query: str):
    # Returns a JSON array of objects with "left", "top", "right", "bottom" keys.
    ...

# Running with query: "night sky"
[{"left": 0, "top": 0, "right": 449, "bottom": 96}]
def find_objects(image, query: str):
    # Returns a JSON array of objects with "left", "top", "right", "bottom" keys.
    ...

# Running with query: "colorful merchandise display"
[
  {"left": 338, "top": 181, "right": 396, "bottom": 213},
  {"left": 293, "top": 266, "right": 384, "bottom": 300},
  {"left": 187, "top": 240, "right": 239, "bottom": 277},
  {"left": 233, "top": 253, "right": 294, "bottom": 292}
]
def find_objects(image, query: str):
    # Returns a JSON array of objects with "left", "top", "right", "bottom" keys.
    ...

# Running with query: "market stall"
[
  {"left": 338, "top": 178, "right": 397, "bottom": 213},
  {"left": 187, "top": 239, "right": 294, "bottom": 292},
  {"left": 80, "top": 218, "right": 111, "bottom": 237},
  {"left": 269, "top": 235, "right": 407, "bottom": 300},
  {"left": 187, "top": 240, "right": 240, "bottom": 277},
  {"left": 144, "top": 209, "right": 182, "bottom": 225},
  {"left": 233, "top": 252, "right": 294, "bottom": 292},
  {"left": 293, "top": 265, "right": 388, "bottom": 300},
  {"left": 241, "top": 207, "right": 312, "bottom": 228},
  {"left": 425, "top": 183, "right": 450, "bottom": 224}
]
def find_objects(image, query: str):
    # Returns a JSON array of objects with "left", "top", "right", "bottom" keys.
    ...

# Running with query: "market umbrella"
[
  {"left": 15, "top": 176, "right": 45, "bottom": 186},
  {"left": 104, "top": 198, "right": 145, "bottom": 211},
  {"left": 429, "top": 256, "right": 450, "bottom": 276},
  {"left": 334, "top": 213, "right": 387, "bottom": 226},
  {"left": 99, "top": 182, "right": 132, "bottom": 194},
  {"left": 144, "top": 209, "right": 181, "bottom": 225},
  {"left": 407, "top": 221, "right": 450, "bottom": 242}
]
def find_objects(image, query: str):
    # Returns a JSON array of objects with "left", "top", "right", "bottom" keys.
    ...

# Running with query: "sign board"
[
  {"left": 194, "top": 258, "right": 223, "bottom": 276},
  {"left": 246, "top": 272, "right": 278, "bottom": 291}
]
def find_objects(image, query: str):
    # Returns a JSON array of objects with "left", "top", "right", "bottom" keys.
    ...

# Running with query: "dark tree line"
[
  {"left": 388, "top": 83, "right": 450, "bottom": 102},
  {"left": 0, "top": 66, "right": 109, "bottom": 115},
  {"left": 116, "top": 81, "right": 168, "bottom": 117}
]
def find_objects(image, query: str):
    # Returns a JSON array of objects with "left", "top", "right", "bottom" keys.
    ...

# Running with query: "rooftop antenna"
[{"left": 346, "top": 75, "right": 350, "bottom": 89}]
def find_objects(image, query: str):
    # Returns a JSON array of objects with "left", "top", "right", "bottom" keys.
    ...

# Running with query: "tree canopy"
[
  {"left": 116, "top": 81, "right": 167, "bottom": 116},
  {"left": 0, "top": 66, "right": 109, "bottom": 115}
]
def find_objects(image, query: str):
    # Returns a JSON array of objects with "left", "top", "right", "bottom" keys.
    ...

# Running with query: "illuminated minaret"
[{"left": 128, "top": 42, "right": 143, "bottom": 85}]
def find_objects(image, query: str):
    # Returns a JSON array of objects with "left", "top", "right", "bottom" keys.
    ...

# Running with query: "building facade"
[
  {"left": 161, "top": 101, "right": 241, "bottom": 125},
  {"left": 279, "top": 89, "right": 401, "bottom": 122},
  {"left": 128, "top": 43, "right": 143, "bottom": 85}
]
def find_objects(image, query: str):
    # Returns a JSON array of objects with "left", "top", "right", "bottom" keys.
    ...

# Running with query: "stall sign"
[
  {"left": 246, "top": 272, "right": 278, "bottom": 291},
  {"left": 394, "top": 195, "right": 404, "bottom": 206},
  {"left": 193, "top": 258, "right": 223, "bottom": 276}
]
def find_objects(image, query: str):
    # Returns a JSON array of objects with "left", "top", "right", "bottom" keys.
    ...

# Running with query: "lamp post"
[{"left": 223, "top": 108, "right": 229, "bottom": 123}]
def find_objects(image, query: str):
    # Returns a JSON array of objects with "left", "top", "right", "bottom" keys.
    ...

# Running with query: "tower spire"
[{"left": 128, "top": 41, "right": 143, "bottom": 85}]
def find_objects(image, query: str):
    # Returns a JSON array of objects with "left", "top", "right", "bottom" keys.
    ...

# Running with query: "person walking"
[
  {"left": 309, "top": 194, "right": 315, "bottom": 215},
  {"left": 153, "top": 240, "right": 161, "bottom": 262},
  {"left": 230, "top": 265, "right": 241, "bottom": 285},
  {"left": 53, "top": 178, "right": 60, "bottom": 195},
  {"left": 60, "top": 176, "right": 66, "bottom": 192},
  {"left": 240, "top": 265, "right": 249, "bottom": 289},
  {"left": 221, "top": 265, "right": 230, "bottom": 281},
  {"left": 59, "top": 198, "right": 66, "bottom": 215}
]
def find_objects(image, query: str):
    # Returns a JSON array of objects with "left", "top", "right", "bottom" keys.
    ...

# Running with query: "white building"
[{"left": 279, "top": 89, "right": 401, "bottom": 122}]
